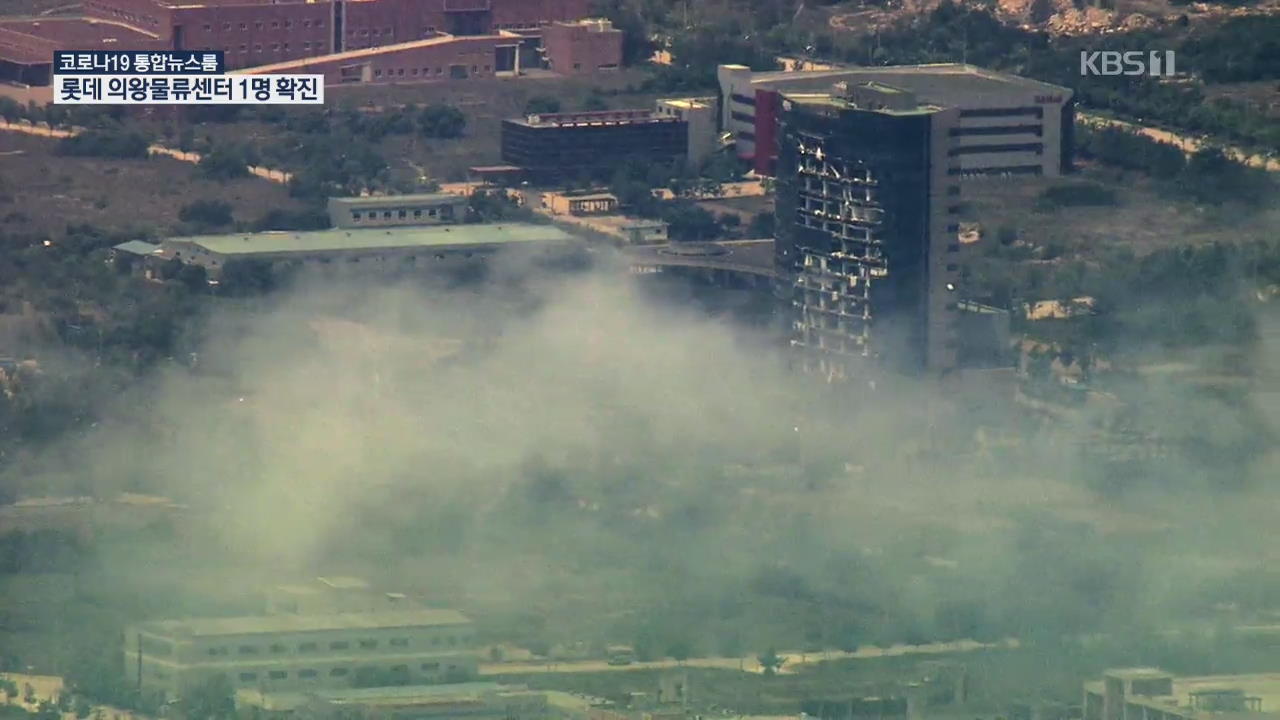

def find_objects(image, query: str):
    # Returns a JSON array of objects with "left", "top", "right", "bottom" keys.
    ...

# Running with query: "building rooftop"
[
  {"left": 751, "top": 62, "right": 1070, "bottom": 97},
  {"left": 316, "top": 576, "right": 370, "bottom": 590},
  {"left": 163, "top": 223, "right": 575, "bottom": 256},
  {"left": 659, "top": 97, "right": 715, "bottom": 109},
  {"left": 237, "top": 33, "right": 502, "bottom": 75},
  {"left": 506, "top": 109, "right": 680, "bottom": 128},
  {"left": 1106, "top": 668, "right": 1174, "bottom": 679},
  {"left": 113, "top": 240, "right": 161, "bottom": 256},
  {"left": 236, "top": 683, "right": 524, "bottom": 712},
  {"left": 783, "top": 91, "right": 942, "bottom": 117},
  {"left": 137, "top": 608, "right": 472, "bottom": 638},
  {"left": 327, "top": 193, "right": 465, "bottom": 209}
]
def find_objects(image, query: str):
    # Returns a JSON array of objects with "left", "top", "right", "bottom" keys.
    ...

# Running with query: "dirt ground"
[
  {"left": 0, "top": 131, "right": 311, "bottom": 240},
  {"left": 958, "top": 162, "right": 1280, "bottom": 257}
]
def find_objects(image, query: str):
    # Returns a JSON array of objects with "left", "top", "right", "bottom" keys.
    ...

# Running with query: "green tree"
[
  {"left": 183, "top": 675, "right": 234, "bottom": 720},
  {"left": 176, "top": 263, "right": 209, "bottom": 293},
  {"left": 56, "top": 129, "right": 150, "bottom": 159},
  {"left": 523, "top": 96, "right": 562, "bottom": 115},
  {"left": 419, "top": 104, "right": 466, "bottom": 138},
  {"left": 758, "top": 648, "right": 785, "bottom": 676},
  {"left": 178, "top": 200, "right": 233, "bottom": 227},
  {"left": 218, "top": 258, "right": 276, "bottom": 295},
  {"left": 198, "top": 145, "right": 251, "bottom": 181}
]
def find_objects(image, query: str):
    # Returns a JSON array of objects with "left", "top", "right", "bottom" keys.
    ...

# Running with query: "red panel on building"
[{"left": 753, "top": 88, "right": 781, "bottom": 176}]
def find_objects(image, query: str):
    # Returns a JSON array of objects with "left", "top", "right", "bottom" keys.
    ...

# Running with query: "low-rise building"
[
  {"left": 540, "top": 18, "right": 622, "bottom": 75},
  {"left": 1084, "top": 668, "right": 1280, "bottom": 720},
  {"left": 147, "top": 223, "right": 579, "bottom": 280},
  {"left": 654, "top": 97, "right": 718, "bottom": 168},
  {"left": 236, "top": 682, "right": 548, "bottom": 720},
  {"left": 124, "top": 608, "right": 479, "bottom": 703},
  {"left": 618, "top": 219, "right": 669, "bottom": 245},
  {"left": 542, "top": 191, "right": 619, "bottom": 216},
  {"left": 327, "top": 194, "right": 468, "bottom": 229}
]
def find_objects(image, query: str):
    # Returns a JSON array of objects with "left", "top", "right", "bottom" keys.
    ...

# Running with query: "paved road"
[
  {"left": 1079, "top": 112, "right": 1280, "bottom": 172},
  {"left": 481, "top": 638, "right": 1015, "bottom": 676},
  {"left": 0, "top": 119, "right": 293, "bottom": 184}
]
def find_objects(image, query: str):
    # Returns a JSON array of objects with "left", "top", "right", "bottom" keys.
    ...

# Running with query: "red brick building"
[
  {"left": 241, "top": 18, "right": 621, "bottom": 86},
  {"left": 0, "top": 0, "right": 616, "bottom": 91}
]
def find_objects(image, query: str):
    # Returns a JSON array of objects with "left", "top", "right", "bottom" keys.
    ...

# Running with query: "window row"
[
  {"left": 373, "top": 65, "right": 490, "bottom": 78},
  {"left": 235, "top": 662, "right": 455, "bottom": 683},
  {"left": 227, "top": 42, "right": 322, "bottom": 54},
  {"left": 350, "top": 207, "right": 453, "bottom": 221},
  {"left": 958, "top": 106, "right": 1044, "bottom": 119},
  {"left": 948, "top": 142, "right": 1044, "bottom": 156},
  {"left": 207, "top": 635, "right": 461, "bottom": 656},
  {"left": 201, "top": 19, "right": 324, "bottom": 31}
]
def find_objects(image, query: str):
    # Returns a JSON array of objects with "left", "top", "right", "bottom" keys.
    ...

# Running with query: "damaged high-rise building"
[{"left": 775, "top": 81, "right": 964, "bottom": 380}]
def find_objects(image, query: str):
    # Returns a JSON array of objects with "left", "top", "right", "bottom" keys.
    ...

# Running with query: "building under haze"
[
  {"left": 236, "top": 681, "right": 548, "bottom": 720},
  {"left": 124, "top": 578, "right": 478, "bottom": 703},
  {"left": 775, "top": 81, "right": 964, "bottom": 378},
  {"left": 1084, "top": 669, "right": 1280, "bottom": 720},
  {"left": 144, "top": 222, "right": 580, "bottom": 281},
  {"left": 717, "top": 63, "right": 1073, "bottom": 179}
]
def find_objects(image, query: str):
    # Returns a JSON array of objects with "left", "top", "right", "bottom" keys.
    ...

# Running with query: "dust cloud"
[{"left": 10, "top": 259, "right": 1280, "bottom": 665}]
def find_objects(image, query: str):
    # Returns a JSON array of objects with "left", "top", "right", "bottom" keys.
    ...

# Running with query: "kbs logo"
[{"left": 1080, "top": 50, "right": 1176, "bottom": 77}]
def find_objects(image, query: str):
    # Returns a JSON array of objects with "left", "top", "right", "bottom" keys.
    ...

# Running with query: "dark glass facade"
[
  {"left": 501, "top": 114, "right": 688, "bottom": 183},
  {"left": 775, "top": 99, "right": 940, "bottom": 376}
]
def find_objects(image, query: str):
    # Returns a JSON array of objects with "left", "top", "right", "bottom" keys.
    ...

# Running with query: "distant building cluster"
[{"left": 0, "top": 0, "right": 621, "bottom": 95}]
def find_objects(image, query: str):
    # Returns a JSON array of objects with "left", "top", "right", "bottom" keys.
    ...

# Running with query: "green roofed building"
[{"left": 149, "top": 222, "right": 580, "bottom": 279}]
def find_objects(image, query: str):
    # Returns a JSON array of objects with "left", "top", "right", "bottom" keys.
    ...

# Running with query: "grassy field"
[{"left": 0, "top": 131, "right": 314, "bottom": 240}]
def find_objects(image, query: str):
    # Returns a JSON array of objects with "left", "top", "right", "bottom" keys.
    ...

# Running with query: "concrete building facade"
[
  {"left": 775, "top": 81, "right": 964, "bottom": 377},
  {"left": 717, "top": 63, "right": 1074, "bottom": 179},
  {"left": 655, "top": 96, "right": 718, "bottom": 168},
  {"left": 236, "top": 682, "right": 548, "bottom": 720},
  {"left": 540, "top": 19, "right": 622, "bottom": 75},
  {"left": 124, "top": 608, "right": 479, "bottom": 703},
  {"left": 327, "top": 194, "right": 468, "bottom": 229}
]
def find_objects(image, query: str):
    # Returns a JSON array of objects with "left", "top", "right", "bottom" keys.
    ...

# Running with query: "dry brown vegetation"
[{"left": 0, "top": 131, "right": 313, "bottom": 239}]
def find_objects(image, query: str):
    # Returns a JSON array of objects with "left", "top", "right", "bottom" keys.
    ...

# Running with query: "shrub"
[
  {"left": 56, "top": 129, "right": 150, "bottom": 159},
  {"left": 178, "top": 199, "right": 233, "bottom": 227}
]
